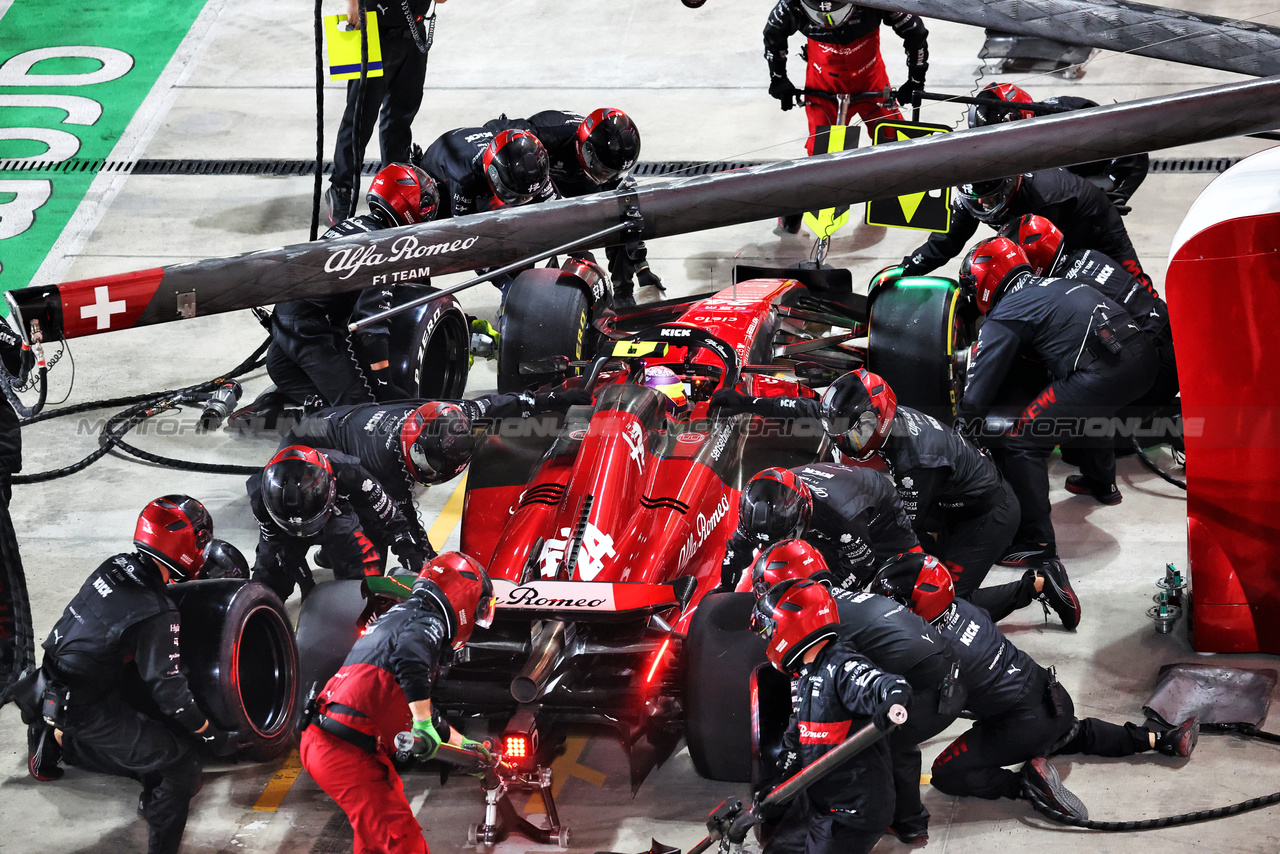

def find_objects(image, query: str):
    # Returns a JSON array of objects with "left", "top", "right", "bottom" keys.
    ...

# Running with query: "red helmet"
[
  {"left": 868, "top": 552, "right": 955, "bottom": 623},
  {"left": 262, "top": 446, "right": 336, "bottom": 537},
  {"left": 750, "top": 538, "right": 830, "bottom": 597},
  {"left": 367, "top": 163, "right": 439, "bottom": 226},
  {"left": 956, "top": 175, "right": 1023, "bottom": 224},
  {"left": 576, "top": 108, "right": 641, "bottom": 184},
  {"left": 399, "top": 402, "right": 475, "bottom": 485},
  {"left": 134, "top": 495, "right": 214, "bottom": 582},
  {"left": 483, "top": 130, "right": 552, "bottom": 206},
  {"left": 751, "top": 579, "right": 840, "bottom": 675},
  {"left": 968, "top": 83, "right": 1035, "bottom": 128},
  {"left": 412, "top": 552, "right": 496, "bottom": 649},
  {"left": 820, "top": 369, "right": 897, "bottom": 460},
  {"left": 959, "top": 237, "right": 1032, "bottom": 315},
  {"left": 1001, "top": 214, "right": 1065, "bottom": 276},
  {"left": 738, "top": 468, "right": 813, "bottom": 546}
]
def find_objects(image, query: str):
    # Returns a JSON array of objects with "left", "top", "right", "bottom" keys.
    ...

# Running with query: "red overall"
[{"left": 803, "top": 31, "right": 902, "bottom": 154}]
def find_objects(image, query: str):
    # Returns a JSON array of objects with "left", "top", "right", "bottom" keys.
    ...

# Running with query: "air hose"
[
  {"left": 1025, "top": 726, "right": 1280, "bottom": 830},
  {"left": 12, "top": 339, "right": 269, "bottom": 485},
  {"left": 1132, "top": 436, "right": 1186, "bottom": 490}
]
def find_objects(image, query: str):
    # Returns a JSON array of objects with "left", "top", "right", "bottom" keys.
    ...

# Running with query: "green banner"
[{"left": 0, "top": 0, "right": 207, "bottom": 298}]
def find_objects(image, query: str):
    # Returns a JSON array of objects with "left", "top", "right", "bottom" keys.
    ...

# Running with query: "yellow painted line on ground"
[
  {"left": 921, "top": 773, "right": 931, "bottom": 785},
  {"left": 426, "top": 471, "right": 469, "bottom": 547},
  {"left": 524, "top": 735, "right": 606, "bottom": 814},
  {"left": 252, "top": 749, "right": 303, "bottom": 811}
]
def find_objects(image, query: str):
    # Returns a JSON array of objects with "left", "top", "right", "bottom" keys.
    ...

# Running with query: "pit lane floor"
[{"left": 3, "top": 1, "right": 1280, "bottom": 852}]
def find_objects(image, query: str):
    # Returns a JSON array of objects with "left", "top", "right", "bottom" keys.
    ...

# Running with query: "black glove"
[
  {"left": 752, "top": 788, "right": 788, "bottom": 822},
  {"left": 710, "top": 388, "right": 758, "bottom": 412},
  {"left": 768, "top": 75, "right": 797, "bottom": 111},
  {"left": 873, "top": 686, "right": 912, "bottom": 731},
  {"left": 370, "top": 370, "right": 411, "bottom": 402},
  {"left": 198, "top": 726, "right": 246, "bottom": 757},
  {"left": 1105, "top": 190, "right": 1132, "bottom": 215},
  {"left": 896, "top": 78, "right": 924, "bottom": 107},
  {"left": 636, "top": 265, "right": 664, "bottom": 291},
  {"left": 538, "top": 387, "right": 592, "bottom": 408}
]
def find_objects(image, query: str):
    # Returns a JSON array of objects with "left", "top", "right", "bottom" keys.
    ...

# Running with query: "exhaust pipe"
[{"left": 510, "top": 620, "right": 567, "bottom": 704}]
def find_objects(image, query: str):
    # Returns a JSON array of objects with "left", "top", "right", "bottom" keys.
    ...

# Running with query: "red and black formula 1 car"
[{"left": 295, "top": 261, "right": 972, "bottom": 785}]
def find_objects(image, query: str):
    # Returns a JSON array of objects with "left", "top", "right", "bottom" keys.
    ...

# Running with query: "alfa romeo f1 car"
[{"left": 296, "top": 260, "right": 972, "bottom": 785}]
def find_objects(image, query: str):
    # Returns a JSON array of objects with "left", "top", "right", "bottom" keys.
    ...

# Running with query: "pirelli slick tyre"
[
  {"left": 167, "top": 580, "right": 299, "bottom": 762},
  {"left": 385, "top": 287, "right": 470, "bottom": 400},
  {"left": 867, "top": 278, "right": 971, "bottom": 421},
  {"left": 497, "top": 268, "right": 593, "bottom": 393},
  {"left": 295, "top": 579, "right": 370, "bottom": 712},
  {"left": 682, "top": 591, "right": 768, "bottom": 782}
]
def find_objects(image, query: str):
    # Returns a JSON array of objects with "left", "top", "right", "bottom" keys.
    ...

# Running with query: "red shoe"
[
  {"left": 1065, "top": 475, "right": 1122, "bottom": 505},
  {"left": 1155, "top": 717, "right": 1199, "bottom": 757}
]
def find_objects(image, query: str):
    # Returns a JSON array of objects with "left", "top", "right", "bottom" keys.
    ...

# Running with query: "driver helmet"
[
  {"left": 576, "top": 108, "right": 641, "bottom": 185},
  {"left": 820, "top": 369, "right": 897, "bottom": 461},
  {"left": 399, "top": 402, "right": 476, "bottom": 485},
  {"left": 750, "top": 578, "right": 840, "bottom": 675},
  {"left": 799, "top": 0, "right": 856, "bottom": 29},
  {"left": 1000, "top": 214, "right": 1065, "bottom": 276},
  {"left": 483, "top": 129, "right": 553, "bottom": 206},
  {"left": 868, "top": 552, "right": 956, "bottom": 623},
  {"left": 642, "top": 365, "right": 689, "bottom": 417},
  {"left": 967, "top": 83, "right": 1036, "bottom": 128},
  {"left": 959, "top": 237, "right": 1033, "bottom": 315},
  {"left": 412, "top": 552, "right": 497, "bottom": 649},
  {"left": 750, "top": 538, "right": 831, "bottom": 598},
  {"left": 738, "top": 467, "right": 813, "bottom": 546},
  {"left": 261, "top": 446, "right": 336, "bottom": 538},
  {"left": 956, "top": 175, "right": 1023, "bottom": 224},
  {"left": 367, "top": 162, "right": 439, "bottom": 226},
  {"left": 134, "top": 495, "right": 214, "bottom": 582}
]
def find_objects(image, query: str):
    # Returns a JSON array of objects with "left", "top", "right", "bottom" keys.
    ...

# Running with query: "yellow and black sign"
[
  {"left": 802, "top": 124, "right": 860, "bottom": 240},
  {"left": 325, "top": 12, "right": 384, "bottom": 81},
  {"left": 866, "top": 121, "right": 952, "bottom": 233}
]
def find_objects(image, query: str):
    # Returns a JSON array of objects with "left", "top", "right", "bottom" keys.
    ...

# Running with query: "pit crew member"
[
  {"left": 713, "top": 370, "right": 1080, "bottom": 627},
  {"left": 900, "top": 167, "right": 1152, "bottom": 290},
  {"left": 14, "top": 496, "right": 243, "bottom": 854},
  {"left": 751, "top": 578, "right": 912, "bottom": 854},
  {"left": 721, "top": 464, "right": 918, "bottom": 592},
  {"left": 248, "top": 445, "right": 428, "bottom": 601},
  {"left": 871, "top": 553, "right": 1200, "bottom": 818},
  {"left": 300, "top": 552, "right": 496, "bottom": 854},
  {"left": 420, "top": 126, "right": 556, "bottom": 219},
  {"left": 968, "top": 83, "right": 1148, "bottom": 211},
  {"left": 957, "top": 238, "right": 1156, "bottom": 563}
]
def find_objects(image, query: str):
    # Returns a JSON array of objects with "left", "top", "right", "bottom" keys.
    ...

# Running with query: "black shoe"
[
  {"left": 998, "top": 542, "right": 1054, "bottom": 568},
  {"left": 777, "top": 214, "right": 803, "bottom": 234},
  {"left": 612, "top": 291, "right": 636, "bottom": 310},
  {"left": 1021, "top": 757, "right": 1088, "bottom": 820},
  {"left": 1154, "top": 717, "right": 1199, "bottom": 757},
  {"left": 887, "top": 810, "right": 929, "bottom": 844},
  {"left": 28, "top": 723, "right": 63, "bottom": 782},
  {"left": 1037, "top": 559, "right": 1081, "bottom": 631},
  {"left": 1065, "top": 475, "right": 1122, "bottom": 505},
  {"left": 326, "top": 186, "right": 355, "bottom": 226}
]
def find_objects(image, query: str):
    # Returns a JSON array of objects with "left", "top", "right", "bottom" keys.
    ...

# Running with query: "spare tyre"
[
  {"left": 295, "top": 579, "right": 369, "bottom": 706},
  {"left": 385, "top": 287, "right": 470, "bottom": 400},
  {"left": 682, "top": 591, "right": 768, "bottom": 782},
  {"left": 167, "top": 579, "right": 299, "bottom": 762}
]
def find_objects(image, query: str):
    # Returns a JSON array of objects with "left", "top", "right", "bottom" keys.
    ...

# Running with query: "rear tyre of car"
[
  {"left": 682, "top": 591, "right": 768, "bottom": 782},
  {"left": 386, "top": 287, "right": 470, "bottom": 400},
  {"left": 497, "top": 268, "right": 592, "bottom": 393},
  {"left": 867, "top": 278, "right": 971, "bottom": 420},
  {"left": 295, "top": 579, "right": 369, "bottom": 715},
  {"left": 168, "top": 580, "right": 299, "bottom": 762}
]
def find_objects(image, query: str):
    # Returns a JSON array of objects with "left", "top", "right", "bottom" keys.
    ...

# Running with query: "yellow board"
[
  {"left": 802, "top": 124, "right": 853, "bottom": 240},
  {"left": 611, "top": 341, "right": 668, "bottom": 359},
  {"left": 325, "top": 12, "right": 383, "bottom": 81},
  {"left": 865, "top": 120, "right": 953, "bottom": 233}
]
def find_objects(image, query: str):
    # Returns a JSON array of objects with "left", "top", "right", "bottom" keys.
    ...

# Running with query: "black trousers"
[
  {"left": 764, "top": 792, "right": 884, "bottom": 854},
  {"left": 1112, "top": 327, "right": 1181, "bottom": 449},
  {"left": 995, "top": 336, "right": 1157, "bottom": 547},
  {"left": 932, "top": 478, "right": 1020, "bottom": 599},
  {"left": 968, "top": 569, "right": 1037, "bottom": 623},
  {"left": 0, "top": 474, "right": 32, "bottom": 690},
  {"left": 60, "top": 692, "right": 203, "bottom": 854},
  {"left": 252, "top": 512, "right": 382, "bottom": 602},
  {"left": 331, "top": 28, "right": 428, "bottom": 193},
  {"left": 889, "top": 685, "right": 956, "bottom": 827},
  {"left": 930, "top": 672, "right": 1142, "bottom": 801},
  {"left": 266, "top": 313, "right": 373, "bottom": 408}
]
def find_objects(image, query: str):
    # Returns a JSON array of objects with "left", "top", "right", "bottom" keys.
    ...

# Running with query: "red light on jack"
[
  {"left": 504, "top": 734, "right": 529, "bottom": 760},
  {"left": 645, "top": 638, "right": 672, "bottom": 683}
]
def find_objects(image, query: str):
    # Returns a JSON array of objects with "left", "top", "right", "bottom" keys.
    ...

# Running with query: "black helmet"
[
  {"left": 202, "top": 539, "right": 249, "bottom": 580},
  {"left": 576, "top": 108, "right": 641, "bottom": 184},
  {"left": 482, "top": 129, "right": 552, "bottom": 206},
  {"left": 956, "top": 175, "right": 1023, "bottom": 224},
  {"left": 261, "top": 446, "right": 336, "bottom": 537},
  {"left": 799, "top": 0, "right": 855, "bottom": 29},
  {"left": 399, "top": 402, "right": 475, "bottom": 485},
  {"left": 738, "top": 467, "right": 813, "bottom": 546},
  {"left": 820, "top": 370, "right": 897, "bottom": 461}
]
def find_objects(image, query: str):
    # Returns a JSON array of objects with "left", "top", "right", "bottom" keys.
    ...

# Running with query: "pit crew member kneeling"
[
  {"left": 751, "top": 578, "right": 912, "bottom": 854},
  {"left": 871, "top": 553, "right": 1198, "bottom": 819},
  {"left": 12, "top": 496, "right": 245, "bottom": 854},
  {"left": 300, "top": 553, "right": 496, "bottom": 854},
  {"left": 958, "top": 237, "right": 1156, "bottom": 566},
  {"left": 248, "top": 445, "right": 428, "bottom": 601}
]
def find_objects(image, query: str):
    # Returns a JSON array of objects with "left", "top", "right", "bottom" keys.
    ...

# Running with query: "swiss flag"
[{"left": 59, "top": 269, "right": 162, "bottom": 338}]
